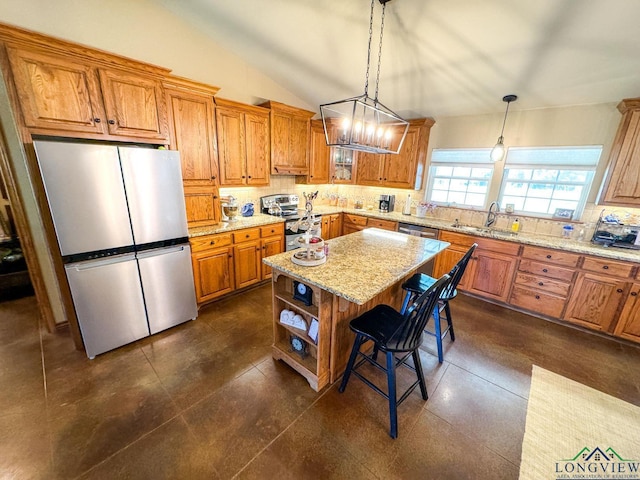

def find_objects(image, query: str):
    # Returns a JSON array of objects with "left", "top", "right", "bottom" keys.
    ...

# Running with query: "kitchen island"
[{"left": 262, "top": 228, "right": 449, "bottom": 391}]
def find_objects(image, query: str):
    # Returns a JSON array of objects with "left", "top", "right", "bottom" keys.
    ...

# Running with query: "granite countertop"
[
  {"left": 262, "top": 228, "right": 449, "bottom": 305},
  {"left": 188, "top": 214, "right": 284, "bottom": 237},
  {"left": 312, "top": 206, "right": 640, "bottom": 264}
]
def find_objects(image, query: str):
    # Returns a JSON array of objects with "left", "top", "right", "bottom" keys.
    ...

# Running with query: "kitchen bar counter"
[
  {"left": 264, "top": 228, "right": 449, "bottom": 391},
  {"left": 262, "top": 228, "right": 449, "bottom": 305}
]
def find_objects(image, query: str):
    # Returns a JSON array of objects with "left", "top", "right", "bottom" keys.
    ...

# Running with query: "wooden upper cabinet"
[
  {"left": 599, "top": 98, "right": 640, "bottom": 207},
  {"left": 302, "top": 120, "right": 331, "bottom": 184},
  {"left": 355, "top": 118, "right": 434, "bottom": 189},
  {"left": 260, "top": 100, "right": 315, "bottom": 175},
  {"left": 6, "top": 46, "right": 107, "bottom": 135},
  {"left": 215, "top": 98, "right": 270, "bottom": 187},
  {"left": 98, "top": 68, "right": 168, "bottom": 141},
  {"left": 164, "top": 76, "right": 220, "bottom": 186},
  {"left": 4, "top": 37, "right": 170, "bottom": 143}
]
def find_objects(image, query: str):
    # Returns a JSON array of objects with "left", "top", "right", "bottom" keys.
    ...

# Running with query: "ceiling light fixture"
[
  {"left": 490, "top": 94, "right": 518, "bottom": 162},
  {"left": 320, "top": 0, "right": 409, "bottom": 155}
]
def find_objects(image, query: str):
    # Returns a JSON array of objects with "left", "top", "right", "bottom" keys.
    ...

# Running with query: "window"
[
  {"left": 426, "top": 149, "right": 495, "bottom": 208},
  {"left": 499, "top": 146, "right": 601, "bottom": 218}
]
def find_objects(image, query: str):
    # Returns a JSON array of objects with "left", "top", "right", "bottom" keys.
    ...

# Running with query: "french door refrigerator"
[{"left": 33, "top": 140, "right": 197, "bottom": 358}]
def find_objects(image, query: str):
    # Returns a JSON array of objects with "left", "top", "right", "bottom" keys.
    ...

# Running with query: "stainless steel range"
[{"left": 260, "top": 194, "right": 322, "bottom": 251}]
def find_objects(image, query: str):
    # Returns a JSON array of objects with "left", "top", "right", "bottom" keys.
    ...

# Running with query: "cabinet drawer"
[
  {"left": 514, "top": 272, "right": 570, "bottom": 297},
  {"left": 367, "top": 218, "right": 397, "bottom": 231},
  {"left": 474, "top": 237, "right": 520, "bottom": 256},
  {"left": 518, "top": 259, "right": 575, "bottom": 282},
  {"left": 261, "top": 224, "right": 284, "bottom": 238},
  {"left": 581, "top": 256, "right": 634, "bottom": 278},
  {"left": 343, "top": 214, "right": 368, "bottom": 226},
  {"left": 521, "top": 245, "right": 580, "bottom": 267},
  {"left": 233, "top": 228, "right": 261, "bottom": 243},
  {"left": 510, "top": 285, "right": 566, "bottom": 318},
  {"left": 439, "top": 231, "right": 476, "bottom": 247},
  {"left": 190, "top": 233, "right": 232, "bottom": 252}
]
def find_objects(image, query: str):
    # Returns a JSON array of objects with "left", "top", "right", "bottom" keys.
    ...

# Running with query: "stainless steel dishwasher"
[{"left": 398, "top": 223, "right": 440, "bottom": 275}]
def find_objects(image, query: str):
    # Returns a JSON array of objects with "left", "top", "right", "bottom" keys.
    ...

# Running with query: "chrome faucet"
[{"left": 485, "top": 201, "right": 500, "bottom": 228}]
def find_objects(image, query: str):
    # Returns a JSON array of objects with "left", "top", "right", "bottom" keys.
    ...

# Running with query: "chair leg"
[
  {"left": 399, "top": 290, "right": 414, "bottom": 315},
  {"left": 412, "top": 350, "right": 428, "bottom": 400},
  {"left": 339, "top": 333, "right": 363, "bottom": 393},
  {"left": 386, "top": 351, "right": 398, "bottom": 439},
  {"left": 433, "top": 305, "right": 444, "bottom": 363},
  {"left": 443, "top": 301, "right": 455, "bottom": 341}
]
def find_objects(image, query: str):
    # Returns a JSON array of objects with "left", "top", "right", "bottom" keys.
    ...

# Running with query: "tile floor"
[{"left": 1, "top": 284, "right": 640, "bottom": 479}]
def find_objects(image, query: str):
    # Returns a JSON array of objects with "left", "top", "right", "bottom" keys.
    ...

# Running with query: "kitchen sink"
[{"left": 451, "top": 224, "right": 517, "bottom": 238}]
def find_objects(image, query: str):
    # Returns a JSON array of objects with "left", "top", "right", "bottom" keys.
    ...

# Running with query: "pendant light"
[
  {"left": 490, "top": 94, "right": 517, "bottom": 162},
  {"left": 320, "top": 0, "right": 409, "bottom": 155}
]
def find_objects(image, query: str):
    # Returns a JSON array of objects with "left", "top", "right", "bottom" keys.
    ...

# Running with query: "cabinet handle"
[
  {"left": 228, "top": 254, "right": 233, "bottom": 258},
  {"left": 108, "top": 119, "right": 116, "bottom": 125},
  {"left": 256, "top": 247, "right": 260, "bottom": 251},
  {"left": 546, "top": 254, "right": 552, "bottom": 259},
  {"left": 248, "top": 176, "right": 252, "bottom": 179},
  {"left": 542, "top": 268, "right": 548, "bottom": 273},
  {"left": 262, "top": 246, "right": 266, "bottom": 250},
  {"left": 535, "top": 295, "right": 541, "bottom": 300},
  {"left": 94, "top": 118, "right": 101, "bottom": 123},
  {"left": 246, "top": 234, "right": 250, "bottom": 238},
  {"left": 242, "top": 175, "right": 246, "bottom": 178},
  {"left": 631, "top": 292, "right": 638, "bottom": 297},
  {"left": 538, "top": 282, "right": 544, "bottom": 286},
  {"left": 616, "top": 288, "right": 623, "bottom": 293},
  {"left": 213, "top": 195, "right": 218, "bottom": 199},
  {"left": 603, "top": 265, "right": 609, "bottom": 270},
  {"left": 211, "top": 175, "right": 216, "bottom": 180},
  {"left": 210, "top": 241, "right": 215, "bottom": 245}
]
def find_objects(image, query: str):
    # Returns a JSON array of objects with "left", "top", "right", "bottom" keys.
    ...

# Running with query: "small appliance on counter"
[
  {"left": 379, "top": 194, "right": 395, "bottom": 213},
  {"left": 221, "top": 196, "right": 239, "bottom": 221},
  {"left": 591, "top": 210, "right": 640, "bottom": 249}
]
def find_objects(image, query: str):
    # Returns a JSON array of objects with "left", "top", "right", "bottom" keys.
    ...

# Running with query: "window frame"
[
  {"left": 497, "top": 146, "right": 602, "bottom": 219},
  {"left": 425, "top": 148, "right": 496, "bottom": 208}
]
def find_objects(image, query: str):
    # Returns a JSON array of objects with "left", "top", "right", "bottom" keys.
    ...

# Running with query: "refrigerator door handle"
[
  {"left": 136, "top": 245, "right": 186, "bottom": 259},
  {"left": 70, "top": 253, "right": 137, "bottom": 270}
]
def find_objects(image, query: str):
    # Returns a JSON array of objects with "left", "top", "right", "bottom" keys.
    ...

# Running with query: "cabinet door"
[
  {"left": 192, "top": 246, "right": 234, "bottom": 303},
  {"left": 166, "top": 88, "right": 219, "bottom": 186},
  {"left": 382, "top": 125, "right": 420, "bottom": 189},
  {"left": 563, "top": 272, "right": 627, "bottom": 333},
  {"left": 614, "top": 283, "right": 640, "bottom": 343},
  {"left": 244, "top": 112, "right": 270, "bottom": 185},
  {"left": 261, "top": 235, "right": 283, "bottom": 279},
  {"left": 321, "top": 216, "right": 331, "bottom": 239},
  {"left": 308, "top": 122, "right": 331, "bottom": 184},
  {"left": 216, "top": 107, "right": 247, "bottom": 186},
  {"left": 356, "top": 152, "right": 383, "bottom": 185},
  {"left": 600, "top": 105, "right": 640, "bottom": 206},
  {"left": 466, "top": 250, "right": 517, "bottom": 302},
  {"left": 183, "top": 186, "right": 220, "bottom": 226},
  {"left": 433, "top": 247, "right": 465, "bottom": 281},
  {"left": 233, "top": 240, "right": 262, "bottom": 289},
  {"left": 329, "top": 214, "right": 342, "bottom": 239},
  {"left": 6, "top": 47, "right": 106, "bottom": 134},
  {"left": 289, "top": 115, "right": 310, "bottom": 171},
  {"left": 98, "top": 68, "right": 169, "bottom": 140}
]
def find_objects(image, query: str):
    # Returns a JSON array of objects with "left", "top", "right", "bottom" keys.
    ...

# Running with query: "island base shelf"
[{"left": 272, "top": 344, "right": 329, "bottom": 391}]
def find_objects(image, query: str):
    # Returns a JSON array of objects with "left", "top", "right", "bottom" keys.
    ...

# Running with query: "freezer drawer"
[
  {"left": 137, "top": 244, "right": 197, "bottom": 334},
  {"left": 65, "top": 254, "right": 149, "bottom": 359}
]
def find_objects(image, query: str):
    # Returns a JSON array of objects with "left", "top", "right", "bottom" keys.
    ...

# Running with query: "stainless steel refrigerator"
[{"left": 34, "top": 140, "right": 198, "bottom": 358}]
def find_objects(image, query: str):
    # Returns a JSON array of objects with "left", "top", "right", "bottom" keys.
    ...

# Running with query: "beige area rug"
[{"left": 519, "top": 366, "right": 640, "bottom": 480}]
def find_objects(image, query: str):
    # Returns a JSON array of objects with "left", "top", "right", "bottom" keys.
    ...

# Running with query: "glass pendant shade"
[{"left": 490, "top": 137, "right": 506, "bottom": 162}]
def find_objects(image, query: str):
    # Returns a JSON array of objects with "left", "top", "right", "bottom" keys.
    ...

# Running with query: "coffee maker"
[{"left": 378, "top": 194, "right": 395, "bottom": 213}]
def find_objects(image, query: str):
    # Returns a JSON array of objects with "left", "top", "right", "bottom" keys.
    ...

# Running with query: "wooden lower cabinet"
[
  {"left": 341, "top": 213, "right": 397, "bottom": 236},
  {"left": 321, "top": 213, "right": 342, "bottom": 240},
  {"left": 614, "top": 283, "right": 640, "bottom": 342},
  {"left": 465, "top": 249, "right": 518, "bottom": 302},
  {"left": 563, "top": 272, "right": 628, "bottom": 333},
  {"left": 191, "top": 224, "right": 284, "bottom": 305},
  {"left": 191, "top": 233, "right": 235, "bottom": 303}
]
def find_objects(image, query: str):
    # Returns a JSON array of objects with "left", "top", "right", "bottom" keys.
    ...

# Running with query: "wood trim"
[
  {"left": 258, "top": 100, "right": 315, "bottom": 118},
  {"left": 214, "top": 97, "right": 270, "bottom": 116},
  {"left": 0, "top": 21, "right": 170, "bottom": 77},
  {"left": 162, "top": 75, "right": 220, "bottom": 96}
]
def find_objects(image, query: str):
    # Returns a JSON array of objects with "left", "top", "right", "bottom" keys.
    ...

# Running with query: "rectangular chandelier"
[{"left": 320, "top": 94, "right": 409, "bottom": 155}]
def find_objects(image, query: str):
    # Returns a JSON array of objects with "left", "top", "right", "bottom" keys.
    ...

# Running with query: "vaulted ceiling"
[{"left": 154, "top": 0, "right": 640, "bottom": 118}]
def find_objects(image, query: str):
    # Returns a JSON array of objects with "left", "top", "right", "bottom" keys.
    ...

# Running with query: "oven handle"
[{"left": 398, "top": 226, "right": 438, "bottom": 238}]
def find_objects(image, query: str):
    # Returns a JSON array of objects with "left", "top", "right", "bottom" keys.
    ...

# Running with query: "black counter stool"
[
  {"left": 400, "top": 244, "right": 477, "bottom": 363},
  {"left": 338, "top": 274, "right": 451, "bottom": 439}
]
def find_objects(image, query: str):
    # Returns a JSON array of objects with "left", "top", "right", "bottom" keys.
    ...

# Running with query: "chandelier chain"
[
  {"left": 374, "top": 1, "right": 387, "bottom": 103},
  {"left": 363, "top": 0, "right": 376, "bottom": 97}
]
